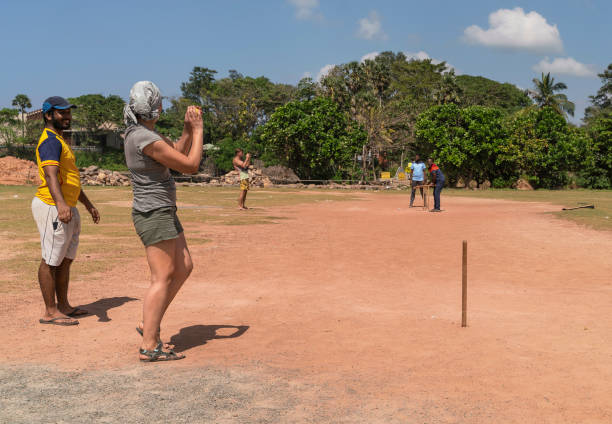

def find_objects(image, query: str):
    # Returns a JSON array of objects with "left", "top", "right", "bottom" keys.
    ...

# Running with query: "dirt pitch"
[{"left": 1, "top": 189, "right": 612, "bottom": 423}]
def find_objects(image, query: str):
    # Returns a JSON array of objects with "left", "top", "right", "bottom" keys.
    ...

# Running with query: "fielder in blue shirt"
[{"left": 409, "top": 154, "right": 427, "bottom": 207}]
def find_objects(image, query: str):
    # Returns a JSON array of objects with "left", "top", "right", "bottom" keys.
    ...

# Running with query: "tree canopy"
[
  {"left": 529, "top": 73, "right": 575, "bottom": 118},
  {"left": 67, "top": 94, "right": 125, "bottom": 136}
]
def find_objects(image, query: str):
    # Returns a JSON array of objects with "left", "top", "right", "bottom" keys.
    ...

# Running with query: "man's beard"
[{"left": 52, "top": 118, "right": 70, "bottom": 131}]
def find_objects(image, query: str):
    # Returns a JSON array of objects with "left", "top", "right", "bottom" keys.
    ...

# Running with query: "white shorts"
[{"left": 31, "top": 197, "right": 81, "bottom": 266}]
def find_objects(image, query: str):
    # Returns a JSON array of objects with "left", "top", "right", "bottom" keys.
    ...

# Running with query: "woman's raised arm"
[{"left": 143, "top": 108, "right": 203, "bottom": 174}]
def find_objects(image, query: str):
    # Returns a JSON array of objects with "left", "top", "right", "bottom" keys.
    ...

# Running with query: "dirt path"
[{"left": 2, "top": 193, "right": 611, "bottom": 423}]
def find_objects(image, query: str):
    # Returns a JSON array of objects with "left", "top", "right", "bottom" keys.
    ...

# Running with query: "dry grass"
[
  {"left": 445, "top": 188, "right": 612, "bottom": 231},
  {"left": 0, "top": 185, "right": 356, "bottom": 293}
]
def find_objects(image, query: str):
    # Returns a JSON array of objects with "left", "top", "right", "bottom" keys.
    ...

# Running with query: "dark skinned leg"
[
  {"left": 55, "top": 257, "right": 74, "bottom": 314},
  {"left": 38, "top": 259, "right": 75, "bottom": 322}
]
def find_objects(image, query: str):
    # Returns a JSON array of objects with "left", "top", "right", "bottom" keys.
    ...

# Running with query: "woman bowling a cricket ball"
[{"left": 123, "top": 81, "right": 203, "bottom": 362}]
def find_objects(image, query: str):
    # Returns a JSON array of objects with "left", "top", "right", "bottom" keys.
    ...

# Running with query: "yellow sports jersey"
[{"left": 35, "top": 128, "right": 81, "bottom": 207}]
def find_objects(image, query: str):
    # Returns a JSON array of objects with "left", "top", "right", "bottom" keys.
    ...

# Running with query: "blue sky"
[{"left": 0, "top": 0, "right": 609, "bottom": 123}]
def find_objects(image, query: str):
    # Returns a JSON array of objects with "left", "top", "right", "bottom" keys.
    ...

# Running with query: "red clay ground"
[{"left": 2, "top": 192, "right": 612, "bottom": 423}]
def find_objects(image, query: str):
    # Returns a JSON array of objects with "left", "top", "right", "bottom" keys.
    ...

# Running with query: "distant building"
[{"left": 26, "top": 109, "right": 124, "bottom": 149}]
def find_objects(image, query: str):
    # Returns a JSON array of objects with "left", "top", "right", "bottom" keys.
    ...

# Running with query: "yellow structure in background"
[{"left": 380, "top": 171, "right": 391, "bottom": 180}]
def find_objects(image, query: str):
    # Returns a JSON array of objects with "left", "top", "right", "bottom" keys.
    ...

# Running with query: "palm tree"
[
  {"left": 12, "top": 94, "right": 32, "bottom": 138},
  {"left": 529, "top": 73, "right": 575, "bottom": 118}
]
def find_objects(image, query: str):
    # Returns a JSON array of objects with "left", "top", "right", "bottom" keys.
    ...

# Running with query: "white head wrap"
[{"left": 123, "top": 81, "right": 162, "bottom": 126}]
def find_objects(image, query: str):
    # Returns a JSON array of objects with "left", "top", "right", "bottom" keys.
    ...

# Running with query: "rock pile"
[
  {"left": 262, "top": 165, "right": 300, "bottom": 184},
  {"left": 514, "top": 178, "right": 534, "bottom": 190},
  {"left": 0, "top": 156, "right": 41, "bottom": 185},
  {"left": 79, "top": 166, "right": 131, "bottom": 186},
  {"left": 210, "top": 167, "right": 273, "bottom": 188}
]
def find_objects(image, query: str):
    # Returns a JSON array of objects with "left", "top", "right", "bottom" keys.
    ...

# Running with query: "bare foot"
[
  {"left": 40, "top": 311, "right": 78, "bottom": 325},
  {"left": 59, "top": 305, "right": 88, "bottom": 317}
]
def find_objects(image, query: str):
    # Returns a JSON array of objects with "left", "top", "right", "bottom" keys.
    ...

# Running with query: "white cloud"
[
  {"left": 533, "top": 57, "right": 597, "bottom": 78},
  {"left": 357, "top": 11, "right": 387, "bottom": 40},
  {"left": 463, "top": 7, "right": 563, "bottom": 53},
  {"left": 404, "top": 51, "right": 457, "bottom": 73},
  {"left": 300, "top": 71, "right": 312, "bottom": 80},
  {"left": 288, "top": 0, "right": 322, "bottom": 21},
  {"left": 360, "top": 51, "right": 380, "bottom": 62},
  {"left": 405, "top": 51, "right": 433, "bottom": 62},
  {"left": 317, "top": 64, "right": 335, "bottom": 81}
]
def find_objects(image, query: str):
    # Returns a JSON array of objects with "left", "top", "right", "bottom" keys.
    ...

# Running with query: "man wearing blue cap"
[{"left": 31, "top": 96, "right": 101, "bottom": 326}]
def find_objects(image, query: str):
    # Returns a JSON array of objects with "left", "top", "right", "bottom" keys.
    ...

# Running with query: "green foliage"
[
  {"left": 257, "top": 97, "right": 366, "bottom": 179},
  {"left": 206, "top": 138, "right": 257, "bottom": 174},
  {"left": 503, "top": 107, "right": 579, "bottom": 188},
  {"left": 456, "top": 75, "right": 531, "bottom": 114},
  {"left": 67, "top": 94, "right": 125, "bottom": 136},
  {"left": 584, "top": 63, "right": 612, "bottom": 122},
  {"left": 415, "top": 104, "right": 508, "bottom": 183},
  {"left": 529, "top": 73, "right": 575, "bottom": 118},
  {"left": 74, "top": 149, "right": 128, "bottom": 171},
  {"left": 0, "top": 108, "right": 19, "bottom": 146},
  {"left": 581, "top": 64, "right": 612, "bottom": 189},
  {"left": 180, "top": 67, "right": 217, "bottom": 104},
  {"left": 415, "top": 104, "right": 592, "bottom": 189},
  {"left": 178, "top": 67, "right": 297, "bottom": 143},
  {"left": 11, "top": 94, "right": 31, "bottom": 112},
  {"left": 0, "top": 108, "right": 19, "bottom": 124}
]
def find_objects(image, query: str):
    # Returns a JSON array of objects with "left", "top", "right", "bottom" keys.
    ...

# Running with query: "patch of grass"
[
  {"left": 0, "top": 185, "right": 355, "bottom": 293},
  {"left": 446, "top": 188, "right": 612, "bottom": 231}
]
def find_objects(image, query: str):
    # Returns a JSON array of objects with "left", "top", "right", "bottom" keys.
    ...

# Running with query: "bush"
[
  {"left": 492, "top": 176, "right": 515, "bottom": 189},
  {"left": 206, "top": 138, "right": 256, "bottom": 174},
  {"left": 75, "top": 149, "right": 127, "bottom": 171}
]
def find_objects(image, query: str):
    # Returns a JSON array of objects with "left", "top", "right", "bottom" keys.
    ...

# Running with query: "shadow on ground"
[
  {"left": 76, "top": 296, "right": 138, "bottom": 322},
  {"left": 170, "top": 324, "right": 249, "bottom": 352}
]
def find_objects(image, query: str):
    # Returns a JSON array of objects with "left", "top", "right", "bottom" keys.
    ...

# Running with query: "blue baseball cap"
[{"left": 42, "top": 96, "right": 76, "bottom": 113}]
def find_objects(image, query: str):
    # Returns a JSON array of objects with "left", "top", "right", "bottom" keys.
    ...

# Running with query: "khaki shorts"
[
  {"left": 132, "top": 206, "right": 184, "bottom": 247},
  {"left": 31, "top": 197, "right": 81, "bottom": 266},
  {"left": 240, "top": 179, "right": 250, "bottom": 191}
]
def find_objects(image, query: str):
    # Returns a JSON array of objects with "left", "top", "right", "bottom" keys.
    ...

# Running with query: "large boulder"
[
  {"left": 468, "top": 180, "right": 478, "bottom": 190},
  {"left": 514, "top": 178, "right": 534, "bottom": 191},
  {"left": 262, "top": 165, "right": 300, "bottom": 184}
]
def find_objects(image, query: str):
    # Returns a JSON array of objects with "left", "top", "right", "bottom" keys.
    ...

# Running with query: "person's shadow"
[
  {"left": 75, "top": 296, "right": 138, "bottom": 322},
  {"left": 169, "top": 325, "right": 249, "bottom": 353}
]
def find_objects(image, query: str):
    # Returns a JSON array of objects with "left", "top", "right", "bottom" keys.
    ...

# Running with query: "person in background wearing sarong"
[{"left": 233, "top": 148, "right": 251, "bottom": 210}]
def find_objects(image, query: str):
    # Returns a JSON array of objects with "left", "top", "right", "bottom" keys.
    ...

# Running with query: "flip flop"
[
  {"left": 139, "top": 341, "right": 185, "bottom": 362},
  {"left": 39, "top": 317, "right": 79, "bottom": 326},
  {"left": 67, "top": 308, "right": 89, "bottom": 317}
]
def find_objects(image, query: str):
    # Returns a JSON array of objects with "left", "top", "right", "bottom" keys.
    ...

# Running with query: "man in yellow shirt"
[{"left": 31, "top": 96, "right": 100, "bottom": 326}]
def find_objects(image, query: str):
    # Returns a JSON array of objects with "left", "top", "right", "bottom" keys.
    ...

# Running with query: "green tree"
[
  {"left": 0, "top": 108, "right": 18, "bottom": 124},
  {"left": 503, "top": 107, "right": 578, "bottom": 188},
  {"left": 581, "top": 64, "right": 612, "bottom": 188},
  {"left": 0, "top": 108, "right": 19, "bottom": 146},
  {"left": 67, "top": 94, "right": 125, "bottom": 143},
  {"left": 178, "top": 67, "right": 296, "bottom": 143},
  {"left": 456, "top": 75, "right": 531, "bottom": 114},
  {"left": 585, "top": 63, "right": 612, "bottom": 118},
  {"left": 415, "top": 104, "right": 509, "bottom": 184},
  {"left": 11, "top": 94, "right": 31, "bottom": 137},
  {"left": 257, "top": 97, "right": 366, "bottom": 180},
  {"left": 529, "top": 73, "right": 575, "bottom": 118},
  {"left": 206, "top": 137, "right": 255, "bottom": 173},
  {"left": 180, "top": 66, "right": 217, "bottom": 105}
]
